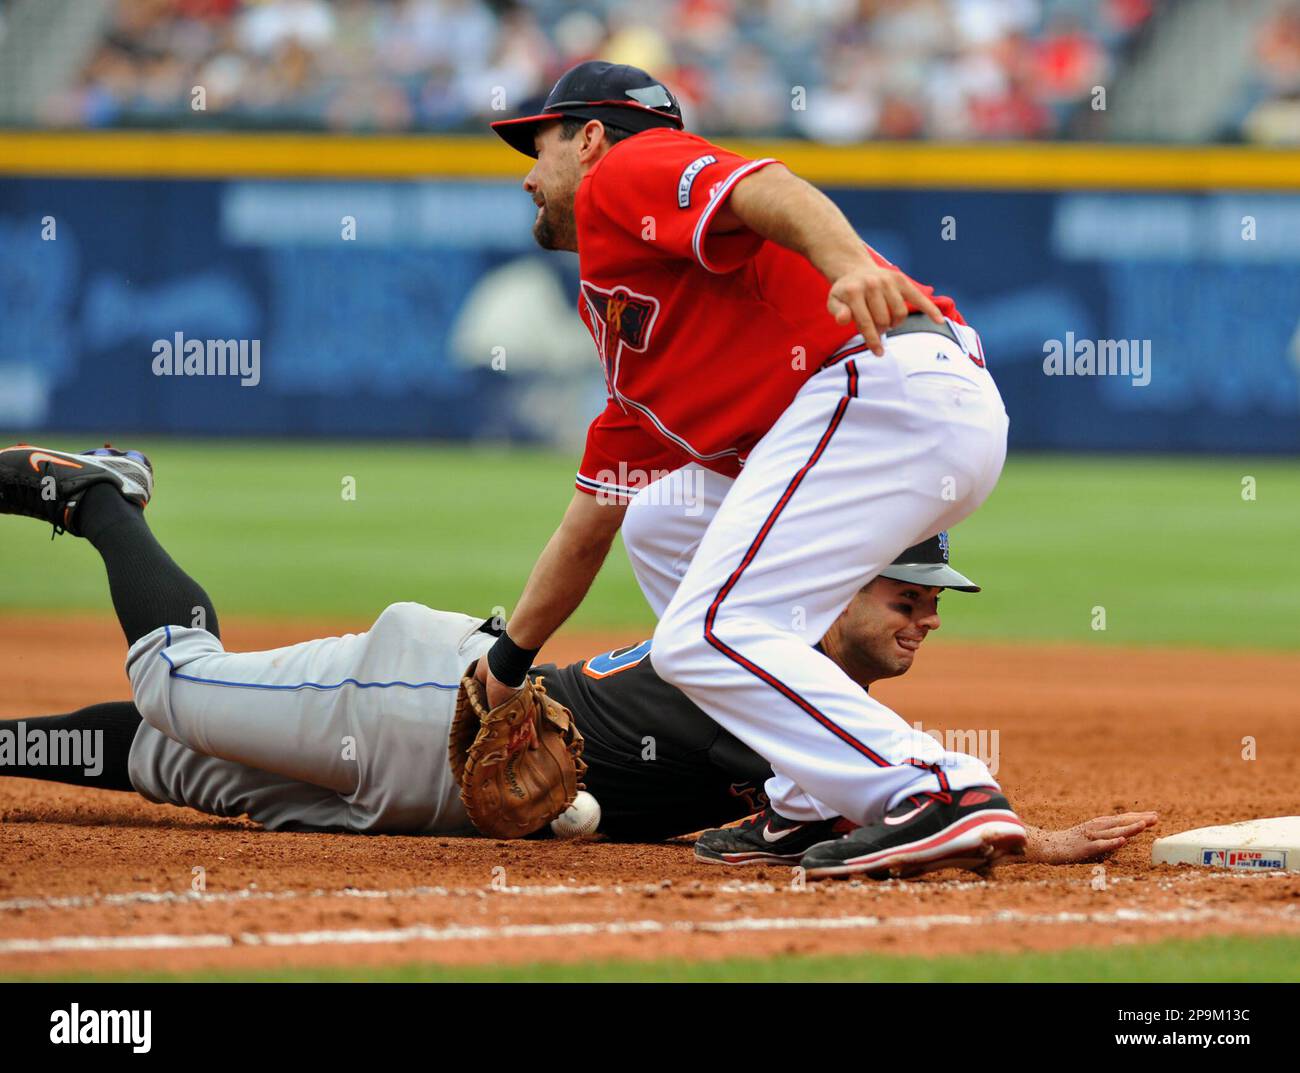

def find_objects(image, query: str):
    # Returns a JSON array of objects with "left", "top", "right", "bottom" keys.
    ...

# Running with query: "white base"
[{"left": 1151, "top": 816, "right": 1300, "bottom": 873}]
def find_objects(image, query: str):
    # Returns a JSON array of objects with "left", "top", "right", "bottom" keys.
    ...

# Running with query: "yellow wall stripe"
[{"left": 1, "top": 131, "right": 1299, "bottom": 190}]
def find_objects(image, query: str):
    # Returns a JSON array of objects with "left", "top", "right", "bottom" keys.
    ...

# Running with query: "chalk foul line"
[
  {"left": 1, "top": 902, "right": 1296, "bottom": 956},
  {"left": 0, "top": 866, "right": 1283, "bottom": 914}
]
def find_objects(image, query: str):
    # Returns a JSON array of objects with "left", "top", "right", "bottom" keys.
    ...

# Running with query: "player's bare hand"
[
  {"left": 474, "top": 656, "right": 525, "bottom": 710},
  {"left": 826, "top": 261, "right": 943, "bottom": 357},
  {"left": 1024, "top": 811, "right": 1160, "bottom": 865}
]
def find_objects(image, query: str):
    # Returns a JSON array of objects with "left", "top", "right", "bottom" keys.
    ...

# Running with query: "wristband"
[{"left": 487, "top": 632, "right": 540, "bottom": 689}]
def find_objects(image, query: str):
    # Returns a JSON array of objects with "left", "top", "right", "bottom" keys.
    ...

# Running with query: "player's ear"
[{"left": 578, "top": 120, "right": 607, "bottom": 162}]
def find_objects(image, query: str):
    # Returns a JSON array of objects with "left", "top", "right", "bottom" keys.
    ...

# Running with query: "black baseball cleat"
[
  {"left": 0, "top": 444, "right": 154, "bottom": 537},
  {"left": 694, "top": 808, "right": 853, "bottom": 866},
  {"left": 800, "top": 786, "right": 1026, "bottom": 880}
]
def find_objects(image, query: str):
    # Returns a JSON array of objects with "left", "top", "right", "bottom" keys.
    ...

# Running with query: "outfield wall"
[{"left": 1, "top": 135, "right": 1297, "bottom": 453}]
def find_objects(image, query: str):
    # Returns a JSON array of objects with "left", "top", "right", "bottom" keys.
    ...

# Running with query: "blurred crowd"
[
  {"left": 37, "top": 0, "right": 1162, "bottom": 139},
  {"left": 1242, "top": 1, "right": 1300, "bottom": 143}
]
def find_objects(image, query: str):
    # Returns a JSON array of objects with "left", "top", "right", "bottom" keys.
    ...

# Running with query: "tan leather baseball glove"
[{"left": 448, "top": 673, "right": 587, "bottom": 839}]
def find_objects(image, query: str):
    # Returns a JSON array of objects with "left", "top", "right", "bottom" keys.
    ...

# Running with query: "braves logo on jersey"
[
  {"left": 728, "top": 781, "right": 769, "bottom": 813},
  {"left": 579, "top": 281, "right": 660, "bottom": 374}
]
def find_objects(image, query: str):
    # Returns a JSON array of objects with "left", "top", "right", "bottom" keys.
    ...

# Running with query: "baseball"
[{"left": 551, "top": 791, "right": 601, "bottom": 839}]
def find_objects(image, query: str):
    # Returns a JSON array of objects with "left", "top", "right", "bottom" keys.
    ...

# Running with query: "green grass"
[
  {"left": 0, "top": 441, "right": 650, "bottom": 632},
  {"left": 941, "top": 454, "right": 1300, "bottom": 647},
  {"left": 7, "top": 934, "right": 1299, "bottom": 983},
  {"left": 0, "top": 441, "right": 1297, "bottom": 646}
]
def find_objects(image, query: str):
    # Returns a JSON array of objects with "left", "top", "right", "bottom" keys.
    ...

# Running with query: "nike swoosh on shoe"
[{"left": 883, "top": 801, "right": 933, "bottom": 826}]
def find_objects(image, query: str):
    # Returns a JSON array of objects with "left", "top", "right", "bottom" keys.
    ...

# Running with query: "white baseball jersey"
[{"left": 126, "top": 603, "right": 495, "bottom": 833}]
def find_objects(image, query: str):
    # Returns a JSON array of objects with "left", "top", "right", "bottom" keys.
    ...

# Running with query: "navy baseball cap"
[
  {"left": 879, "top": 532, "right": 980, "bottom": 592},
  {"left": 490, "top": 60, "right": 684, "bottom": 158}
]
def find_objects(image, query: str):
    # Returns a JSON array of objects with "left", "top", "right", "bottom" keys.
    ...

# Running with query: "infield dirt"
[{"left": 2, "top": 614, "right": 1297, "bottom": 978}]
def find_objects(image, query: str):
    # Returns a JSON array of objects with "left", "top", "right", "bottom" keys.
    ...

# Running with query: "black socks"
[
  {"left": 0, "top": 702, "right": 142, "bottom": 791},
  {"left": 75, "top": 483, "right": 220, "bottom": 645}
]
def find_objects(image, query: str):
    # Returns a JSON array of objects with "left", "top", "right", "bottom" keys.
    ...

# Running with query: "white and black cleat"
[{"left": 0, "top": 444, "right": 154, "bottom": 536}]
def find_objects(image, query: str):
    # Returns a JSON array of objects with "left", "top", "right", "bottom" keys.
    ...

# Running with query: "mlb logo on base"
[{"left": 1200, "top": 848, "right": 1287, "bottom": 870}]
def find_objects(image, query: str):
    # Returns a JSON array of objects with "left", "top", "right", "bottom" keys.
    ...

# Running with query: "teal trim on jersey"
[{"left": 582, "top": 639, "right": 653, "bottom": 676}]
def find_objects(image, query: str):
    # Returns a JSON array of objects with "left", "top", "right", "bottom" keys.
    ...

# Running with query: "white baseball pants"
[{"left": 626, "top": 324, "right": 1008, "bottom": 826}]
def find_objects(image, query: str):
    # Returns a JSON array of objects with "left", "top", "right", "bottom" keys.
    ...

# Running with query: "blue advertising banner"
[{"left": 2, "top": 177, "right": 1297, "bottom": 453}]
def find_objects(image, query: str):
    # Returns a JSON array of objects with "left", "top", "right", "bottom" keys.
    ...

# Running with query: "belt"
[
  {"left": 821, "top": 312, "right": 964, "bottom": 372},
  {"left": 885, "top": 311, "right": 962, "bottom": 349}
]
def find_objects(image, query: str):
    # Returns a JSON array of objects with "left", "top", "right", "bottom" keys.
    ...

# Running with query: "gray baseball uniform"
[{"left": 127, "top": 602, "right": 493, "bottom": 833}]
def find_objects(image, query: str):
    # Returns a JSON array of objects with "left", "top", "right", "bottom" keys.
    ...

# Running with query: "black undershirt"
[{"left": 534, "top": 646, "right": 772, "bottom": 841}]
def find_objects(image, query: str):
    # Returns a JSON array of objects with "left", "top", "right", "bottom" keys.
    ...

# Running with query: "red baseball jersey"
[{"left": 573, "top": 128, "right": 962, "bottom": 501}]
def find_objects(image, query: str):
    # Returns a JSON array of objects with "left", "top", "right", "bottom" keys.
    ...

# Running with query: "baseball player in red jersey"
[{"left": 484, "top": 61, "right": 1022, "bottom": 880}]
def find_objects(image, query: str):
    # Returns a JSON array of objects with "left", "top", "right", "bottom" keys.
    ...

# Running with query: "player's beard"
[
  {"left": 532, "top": 196, "right": 577, "bottom": 252},
  {"left": 833, "top": 630, "right": 918, "bottom": 686},
  {"left": 853, "top": 644, "right": 913, "bottom": 684}
]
